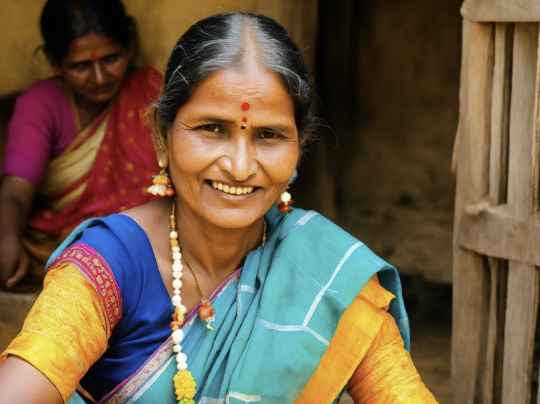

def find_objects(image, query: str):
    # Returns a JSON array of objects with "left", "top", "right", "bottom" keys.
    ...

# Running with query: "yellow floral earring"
[{"left": 148, "top": 158, "right": 175, "bottom": 197}]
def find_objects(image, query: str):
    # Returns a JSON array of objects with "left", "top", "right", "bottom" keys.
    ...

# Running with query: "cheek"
[
  {"left": 260, "top": 145, "right": 299, "bottom": 185},
  {"left": 105, "top": 61, "right": 129, "bottom": 83},
  {"left": 63, "top": 72, "right": 86, "bottom": 89},
  {"left": 169, "top": 133, "right": 215, "bottom": 177}
]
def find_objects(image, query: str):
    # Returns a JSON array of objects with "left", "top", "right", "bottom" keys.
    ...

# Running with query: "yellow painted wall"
[{"left": 0, "top": 0, "right": 317, "bottom": 96}]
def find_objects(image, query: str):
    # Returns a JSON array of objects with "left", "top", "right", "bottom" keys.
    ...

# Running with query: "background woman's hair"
[
  {"left": 40, "top": 0, "right": 135, "bottom": 64},
  {"left": 155, "top": 12, "right": 317, "bottom": 144}
]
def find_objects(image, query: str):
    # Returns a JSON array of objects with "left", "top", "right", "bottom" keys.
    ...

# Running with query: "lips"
[
  {"left": 210, "top": 180, "right": 256, "bottom": 195},
  {"left": 92, "top": 85, "right": 115, "bottom": 94}
]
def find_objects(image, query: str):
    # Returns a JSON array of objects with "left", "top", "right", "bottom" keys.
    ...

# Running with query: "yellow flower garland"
[{"left": 174, "top": 369, "right": 197, "bottom": 402}]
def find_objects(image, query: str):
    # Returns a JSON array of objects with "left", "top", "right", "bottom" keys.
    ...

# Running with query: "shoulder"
[
  {"left": 359, "top": 275, "right": 395, "bottom": 311},
  {"left": 17, "top": 78, "right": 66, "bottom": 104},
  {"left": 271, "top": 206, "right": 399, "bottom": 300},
  {"left": 47, "top": 213, "right": 154, "bottom": 323},
  {"left": 124, "top": 66, "right": 163, "bottom": 94},
  {"left": 131, "top": 66, "right": 163, "bottom": 81},
  {"left": 274, "top": 208, "right": 393, "bottom": 271},
  {"left": 49, "top": 214, "right": 149, "bottom": 290},
  {"left": 11, "top": 78, "right": 68, "bottom": 123}
]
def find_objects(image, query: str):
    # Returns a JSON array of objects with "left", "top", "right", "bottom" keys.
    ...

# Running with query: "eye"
[
  {"left": 68, "top": 61, "right": 91, "bottom": 73},
  {"left": 102, "top": 53, "right": 121, "bottom": 65},
  {"left": 256, "top": 129, "right": 285, "bottom": 141},
  {"left": 198, "top": 123, "right": 227, "bottom": 136}
]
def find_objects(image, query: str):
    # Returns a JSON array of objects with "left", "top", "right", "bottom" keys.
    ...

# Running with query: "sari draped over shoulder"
[
  {"left": 24, "top": 67, "right": 161, "bottom": 266},
  {"left": 39, "top": 207, "right": 412, "bottom": 403}
]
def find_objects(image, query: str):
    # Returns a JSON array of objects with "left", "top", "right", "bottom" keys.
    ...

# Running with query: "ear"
[
  {"left": 157, "top": 146, "right": 168, "bottom": 169},
  {"left": 151, "top": 130, "right": 169, "bottom": 169}
]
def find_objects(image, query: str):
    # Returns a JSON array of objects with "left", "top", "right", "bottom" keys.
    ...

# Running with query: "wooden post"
[
  {"left": 452, "top": 19, "right": 493, "bottom": 403},
  {"left": 501, "top": 23, "right": 539, "bottom": 404},
  {"left": 483, "top": 23, "right": 513, "bottom": 404}
]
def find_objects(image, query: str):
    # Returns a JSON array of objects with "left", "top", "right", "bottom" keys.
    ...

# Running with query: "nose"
[
  {"left": 219, "top": 136, "right": 257, "bottom": 181},
  {"left": 92, "top": 62, "right": 105, "bottom": 85}
]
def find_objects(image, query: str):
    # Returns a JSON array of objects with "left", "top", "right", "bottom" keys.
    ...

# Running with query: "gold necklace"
[
  {"left": 182, "top": 258, "right": 216, "bottom": 330},
  {"left": 181, "top": 220, "right": 268, "bottom": 331}
]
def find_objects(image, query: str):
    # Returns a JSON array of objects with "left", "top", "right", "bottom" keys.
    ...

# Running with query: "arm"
[
  {"left": 348, "top": 312, "right": 437, "bottom": 403},
  {"left": 0, "top": 263, "right": 110, "bottom": 402},
  {"left": 0, "top": 81, "right": 61, "bottom": 288},
  {"left": 0, "top": 175, "right": 35, "bottom": 288},
  {"left": 0, "top": 357, "right": 62, "bottom": 404}
]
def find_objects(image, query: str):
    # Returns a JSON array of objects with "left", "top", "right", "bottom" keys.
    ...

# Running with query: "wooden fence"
[{"left": 453, "top": 18, "right": 540, "bottom": 403}]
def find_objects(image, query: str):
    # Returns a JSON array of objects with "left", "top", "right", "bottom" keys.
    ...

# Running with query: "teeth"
[{"left": 211, "top": 181, "right": 254, "bottom": 195}]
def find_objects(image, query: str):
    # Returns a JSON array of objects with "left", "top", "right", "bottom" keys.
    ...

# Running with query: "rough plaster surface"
[
  {"left": 0, "top": 0, "right": 318, "bottom": 96},
  {"left": 334, "top": 0, "right": 461, "bottom": 283}
]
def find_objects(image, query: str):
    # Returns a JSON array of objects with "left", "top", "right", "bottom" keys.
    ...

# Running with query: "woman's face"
[
  {"left": 168, "top": 65, "right": 300, "bottom": 230},
  {"left": 58, "top": 32, "right": 130, "bottom": 105}
]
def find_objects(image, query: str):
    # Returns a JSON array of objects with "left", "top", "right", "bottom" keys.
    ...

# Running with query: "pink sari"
[{"left": 24, "top": 67, "right": 162, "bottom": 269}]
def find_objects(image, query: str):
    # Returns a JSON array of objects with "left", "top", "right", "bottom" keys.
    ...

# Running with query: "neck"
[
  {"left": 73, "top": 92, "right": 107, "bottom": 115},
  {"left": 69, "top": 91, "right": 108, "bottom": 129},
  {"left": 174, "top": 200, "right": 265, "bottom": 283}
]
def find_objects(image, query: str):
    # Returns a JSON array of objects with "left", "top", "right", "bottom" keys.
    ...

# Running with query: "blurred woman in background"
[{"left": 0, "top": 0, "right": 161, "bottom": 290}]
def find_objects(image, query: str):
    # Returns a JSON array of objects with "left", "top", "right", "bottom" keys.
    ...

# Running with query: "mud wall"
[{"left": 297, "top": 0, "right": 463, "bottom": 283}]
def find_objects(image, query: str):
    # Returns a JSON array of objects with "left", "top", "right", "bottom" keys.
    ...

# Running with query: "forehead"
[
  {"left": 63, "top": 33, "right": 123, "bottom": 62},
  {"left": 183, "top": 66, "right": 295, "bottom": 118}
]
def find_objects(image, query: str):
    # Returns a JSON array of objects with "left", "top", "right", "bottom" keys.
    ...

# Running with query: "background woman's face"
[
  {"left": 168, "top": 65, "right": 300, "bottom": 229},
  {"left": 59, "top": 32, "right": 130, "bottom": 105}
]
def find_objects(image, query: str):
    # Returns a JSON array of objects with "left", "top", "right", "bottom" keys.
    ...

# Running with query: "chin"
[
  {"left": 87, "top": 93, "right": 116, "bottom": 104},
  {"left": 201, "top": 208, "right": 266, "bottom": 230},
  {"left": 83, "top": 87, "right": 120, "bottom": 104}
]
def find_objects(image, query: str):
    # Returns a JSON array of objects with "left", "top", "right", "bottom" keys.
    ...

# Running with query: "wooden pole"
[{"left": 452, "top": 19, "right": 493, "bottom": 403}]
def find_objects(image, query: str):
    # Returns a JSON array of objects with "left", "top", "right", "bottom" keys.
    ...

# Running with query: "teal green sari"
[{"left": 64, "top": 208, "right": 409, "bottom": 403}]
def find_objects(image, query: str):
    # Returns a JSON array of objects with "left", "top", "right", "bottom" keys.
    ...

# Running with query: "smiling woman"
[{"left": 0, "top": 12, "right": 437, "bottom": 404}]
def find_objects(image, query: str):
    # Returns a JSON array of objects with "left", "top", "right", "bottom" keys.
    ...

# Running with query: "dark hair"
[
  {"left": 40, "top": 0, "right": 135, "bottom": 64},
  {"left": 155, "top": 12, "right": 317, "bottom": 144}
]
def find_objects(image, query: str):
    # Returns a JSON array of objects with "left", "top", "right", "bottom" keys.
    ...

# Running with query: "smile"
[{"left": 211, "top": 181, "right": 255, "bottom": 195}]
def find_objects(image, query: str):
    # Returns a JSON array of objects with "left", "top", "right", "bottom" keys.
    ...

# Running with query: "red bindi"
[{"left": 241, "top": 102, "right": 250, "bottom": 111}]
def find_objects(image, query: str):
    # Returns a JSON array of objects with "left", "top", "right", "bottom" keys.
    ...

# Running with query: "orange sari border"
[{"left": 49, "top": 243, "right": 123, "bottom": 335}]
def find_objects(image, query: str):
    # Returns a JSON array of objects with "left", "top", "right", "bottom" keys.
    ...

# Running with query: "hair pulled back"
[
  {"left": 40, "top": 0, "right": 135, "bottom": 64},
  {"left": 155, "top": 12, "right": 317, "bottom": 144}
]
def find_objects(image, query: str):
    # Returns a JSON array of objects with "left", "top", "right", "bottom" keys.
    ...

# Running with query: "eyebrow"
[
  {"left": 187, "top": 115, "right": 295, "bottom": 132},
  {"left": 66, "top": 51, "right": 121, "bottom": 65},
  {"left": 194, "top": 115, "right": 236, "bottom": 125}
]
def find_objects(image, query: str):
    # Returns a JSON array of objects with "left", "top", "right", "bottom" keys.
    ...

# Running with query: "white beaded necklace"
[
  {"left": 169, "top": 201, "right": 197, "bottom": 403},
  {"left": 167, "top": 200, "right": 267, "bottom": 403}
]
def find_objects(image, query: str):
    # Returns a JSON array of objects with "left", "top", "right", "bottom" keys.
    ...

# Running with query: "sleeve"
[
  {"left": 348, "top": 311, "right": 438, "bottom": 403},
  {"left": 3, "top": 84, "right": 56, "bottom": 185},
  {"left": 2, "top": 263, "right": 109, "bottom": 403}
]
